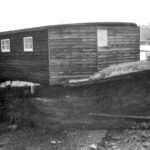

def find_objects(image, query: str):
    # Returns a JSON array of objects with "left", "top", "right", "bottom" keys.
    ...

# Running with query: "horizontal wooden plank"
[
  {"left": 98, "top": 53, "right": 139, "bottom": 59},
  {"left": 48, "top": 26, "right": 96, "bottom": 34},
  {"left": 0, "top": 71, "right": 49, "bottom": 80},
  {"left": 109, "top": 32, "right": 139, "bottom": 36},
  {"left": 49, "top": 41, "right": 96, "bottom": 47},
  {"left": 50, "top": 54, "right": 96, "bottom": 59},
  {"left": 98, "top": 50, "right": 139, "bottom": 54},
  {"left": 108, "top": 44, "right": 139, "bottom": 48},
  {"left": 0, "top": 60, "right": 48, "bottom": 65},
  {"left": 98, "top": 50, "right": 139, "bottom": 53},
  {"left": 49, "top": 38, "right": 96, "bottom": 42},
  {"left": 108, "top": 40, "right": 139, "bottom": 44},
  {"left": 49, "top": 45, "right": 97, "bottom": 49},
  {"left": 50, "top": 65, "right": 97, "bottom": 70},
  {"left": 49, "top": 33, "right": 96, "bottom": 40},
  {"left": 50, "top": 59, "right": 96, "bottom": 63},
  {"left": 108, "top": 34, "right": 139, "bottom": 38},
  {"left": 98, "top": 57, "right": 139, "bottom": 65},
  {"left": 50, "top": 75, "right": 91, "bottom": 79},
  {"left": 107, "top": 27, "right": 139, "bottom": 31},
  {"left": 97, "top": 56, "right": 139, "bottom": 60},
  {"left": 108, "top": 39, "right": 139, "bottom": 43},
  {"left": 0, "top": 50, "right": 48, "bottom": 55},
  {"left": 49, "top": 49, "right": 97, "bottom": 54},
  {"left": 50, "top": 69, "right": 96, "bottom": 74}
]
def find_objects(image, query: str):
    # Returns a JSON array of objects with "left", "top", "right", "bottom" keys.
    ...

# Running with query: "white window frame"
[
  {"left": 97, "top": 29, "right": 108, "bottom": 47},
  {"left": 1, "top": 39, "right": 10, "bottom": 52},
  {"left": 23, "top": 37, "right": 33, "bottom": 52}
]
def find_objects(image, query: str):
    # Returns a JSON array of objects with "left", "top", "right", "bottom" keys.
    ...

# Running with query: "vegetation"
[
  {"left": 69, "top": 60, "right": 150, "bottom": 84},
  {"left": 0, "top": 87, "right": 36, "bottom": 127},
  {"left": 91, "top": 60, "right": 150, "bottom": 79}
]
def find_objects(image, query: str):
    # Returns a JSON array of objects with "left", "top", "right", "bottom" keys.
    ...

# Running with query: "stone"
[
  {"left": 88, "top": 144, "right": 97, "bottom": 150},
  {"left": 50, "top": 140, "right": 56, "bottom": 144},
  {"left": 140, "top": 146, "right": 147, "bottom": 150},
  {"left": 57, "top": 141, "right": 62, "bottom": 144},
  {"left": 143, "top": 142, "right": 150, "bottom": 147},
  {"left": 109, "top": 142, "right": 116, "bottom": 146},
  {"left": 7, "top": 124, "right": 18, "bottom": 130}
]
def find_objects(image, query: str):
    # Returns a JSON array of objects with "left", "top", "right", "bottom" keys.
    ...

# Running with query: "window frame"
[
  {"left": 23, "top": 37, "right": 33, "bottom": 52},
  {"left": 1, "top": 39, "right": 10, "bottom": 52},
  {"left": 97, "top": 29, "right": 108, "bottom": 47}
]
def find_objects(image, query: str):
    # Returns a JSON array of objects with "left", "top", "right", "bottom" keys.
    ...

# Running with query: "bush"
[
  {"left": 1, "top": 92, "right": 36, "bottom": 127},
  {"left": 0, "top": 96, "right": 5, "bottom": 122}
]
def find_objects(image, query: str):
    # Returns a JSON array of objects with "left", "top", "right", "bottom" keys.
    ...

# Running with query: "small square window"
[
  {"left": 24, "top": 37, "right": 33, "bottom": 52},
  {"left": 1, "top": 39, "right": 10, "bottom": 52}
]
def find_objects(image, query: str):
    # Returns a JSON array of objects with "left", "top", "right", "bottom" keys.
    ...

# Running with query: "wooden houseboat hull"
[{"left": 0, "top": 22, "right": 139, "bottom": 85}]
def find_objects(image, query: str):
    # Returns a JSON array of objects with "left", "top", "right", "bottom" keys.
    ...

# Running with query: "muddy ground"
[
  {"left": 1, "top": 123, "right": 150, "bottom": 150},
  {"left": 1, "top": 79, "right": 150, "bottom": 150}
]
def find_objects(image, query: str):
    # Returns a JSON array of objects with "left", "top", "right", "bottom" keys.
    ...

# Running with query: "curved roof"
[{"left": 0, "top": 22, "right": 137, "bottom": 35}]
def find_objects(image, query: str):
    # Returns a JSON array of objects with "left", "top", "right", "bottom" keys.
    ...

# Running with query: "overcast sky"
[{"left": 0, "top": 0, "right": 150, "bottom": 31}]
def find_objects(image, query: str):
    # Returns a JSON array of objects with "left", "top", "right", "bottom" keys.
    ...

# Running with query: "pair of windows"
[
  {"left": 1, "top": 37, "right": 33, "bottom": 52},
  {"left": 1, "top": 30, "right": 108, "bottom": 52}
]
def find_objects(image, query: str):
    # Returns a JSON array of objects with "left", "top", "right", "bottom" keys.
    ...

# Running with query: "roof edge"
[{"left": 0, "top": 22, "right": 137, "bottom": 35}]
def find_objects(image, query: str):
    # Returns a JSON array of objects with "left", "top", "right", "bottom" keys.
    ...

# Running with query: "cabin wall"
[
  {"left": 97, "top": 26, "right": 140, "bottom": 70},
  {"left": 48, "top": 25, "right": 139, "bottom": 85},
  {"left": 0, "top": 30, "right": 49, "bottom": 84},
  {"left": 48, "top": 25, "right": 97, "bottom": 85},
  {"left": 0, "top": 24, "right": 139, "bottom": 86}
]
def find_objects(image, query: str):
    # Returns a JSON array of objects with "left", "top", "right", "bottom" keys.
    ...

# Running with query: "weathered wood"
[
  {"left": 48, "top": 25, "right": 98, "bottom": 85},
  {"left": 48, "top": 24, "right": 139, "bottom": 85},
  {"left": 0, "top": 22, "right": 139, "bottom": 85},
  {"left": 0, "top": 29, "right": 49, "bottom": 84},
  {"left": 97, "top": 26, "right": 140, "bottom": 72}
]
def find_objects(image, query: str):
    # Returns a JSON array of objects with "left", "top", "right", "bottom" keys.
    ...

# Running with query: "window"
[
  {"left": 1, "top": 39, "right": 10, "bottom": 52},
  {"left": 97, "top": 29, "right": 108, "bottom": 47},
  {"left": 24, "top": 37, "right": 33, "bottom": 52}
]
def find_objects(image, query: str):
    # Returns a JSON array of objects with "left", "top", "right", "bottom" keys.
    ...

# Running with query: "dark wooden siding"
[
  {"left": 97, "top": 26, "right": 140, "bottom": 70},
  {"left": 0, "top": 23, "right": 139, "bottom": 85},
  {"left": 0, "top": 29, "right": 49, "bottom": 84},
  {"left": 48, "top": 26, "right": 97, "bottom": 85},
  {"left": 48, "top": 25, "right": 139, "bottom": 85}
]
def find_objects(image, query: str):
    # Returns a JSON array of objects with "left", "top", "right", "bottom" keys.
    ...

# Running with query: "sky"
[{"left": 0, "top": 0, "right": 150, "bottom": 31}]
